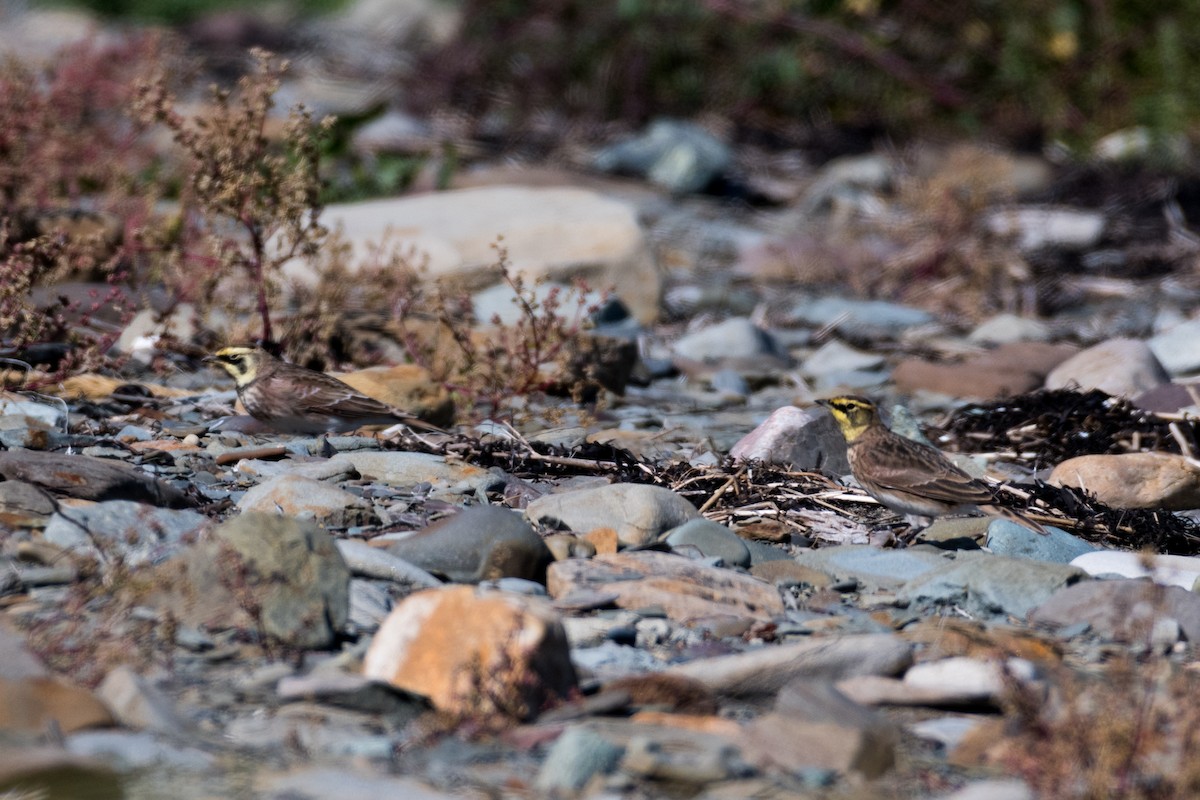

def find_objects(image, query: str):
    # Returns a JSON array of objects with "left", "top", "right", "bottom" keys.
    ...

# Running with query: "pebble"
[
  {"left": 1047, "top": 452, "right": 1200, "bottom": 510},
  {"left": 379, "top": 505, "right": 552, "bottom": 583},
  {"left": 526, "top": 483, "right": 701, "bottom": 546},
  {"left": 985, "top": 519, "right": 1099, "bottom": 563},
  {"left": 1149, "top": 315, "right": 1200, "bottom": 375},
  {"left": 786, "top": 296, "right": 935, "bottom": 340},
  {"left": 665, "top": 518, "right": 752, "bottom": 568},
  {"left": 236, "top": 473, "right": 379, "bottom": 526},
  {"left": 1043, "top": 338, "right": 1170, "bottom": 397},
  {"left": 672, "top": 316, "right": 786, "bottom": 364},
  {"left": 1070, "top": 550, "right": 1200, "bottom": 589},
  {"left": 548, "top": 550, "right": 784, "bottom": 622},
  {"left": 728, "top": 405, "right": 851, "bottom": 474},
  {"left": 898, "top": 554, "right": 1086, "bottom": 619},
  {"left": 535, "top": 725, "right": 626, "bottom": 794}
]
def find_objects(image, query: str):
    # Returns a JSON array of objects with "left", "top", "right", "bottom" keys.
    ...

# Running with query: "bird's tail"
[{"left": 982, "top": 504, "right": 1049, "bottom": 535}]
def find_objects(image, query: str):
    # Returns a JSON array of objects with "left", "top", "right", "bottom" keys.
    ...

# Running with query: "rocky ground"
[{"left": 5, "top": 3, "right": 1200, "bottom": 800}]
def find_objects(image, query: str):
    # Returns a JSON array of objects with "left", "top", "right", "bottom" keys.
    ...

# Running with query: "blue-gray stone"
[
  {"left": 899, "top": 554, "right": 1085, "bottom": 618},
  {"left": 592, "top": 118, "right": 730, "bottom": 194},
  {"left": 535, "top": 726, "right": 625, "bottom": 793},
  {"left": 792, "top": 545, "right": 950, "bottom": 591},
  {"left": 788, "top": 296, "right": 936, "bottom": 340},
  {"left": 665, "top": 519, "right": 752, "bottom": 568},
  {"left": 986, "top": 519, "right": 1100, "bottom": 564}
]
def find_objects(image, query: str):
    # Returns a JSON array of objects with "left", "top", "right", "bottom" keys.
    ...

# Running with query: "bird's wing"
[
  {"left": 867, "top": 434, "right": 998, "bottom": 505},
  {"left": 289, "top": 371, "right": 408, "bottom": 421}
]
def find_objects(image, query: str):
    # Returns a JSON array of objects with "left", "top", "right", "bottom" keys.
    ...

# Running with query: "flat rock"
[
  {"left": 666, "top": 634, "right": 913, "bottom": 696},
  {"left": 1030, "top": 580, "right": 1200, "bottom": 642},
  {"left": 741, "top": 681, "right": 898, "bottom": 778},
  {"left": 526, "top": 483, "right": 700, "bottom": 546},
  {"left": 1044, "top": 338, "right": 1169, "bottom": 397},
  {"left": 894, "top": 343, "right": 1077, "bottom": 400},
  {"left": 672, "top": 317, "right": 784, "bottom": 364},
  {"left": 0, "top": 622, "right": 47, "bottom": 680},
  {"left": 379, "top": 505, "right": 552, "bottom": 583},
  {"left": 0, "top": 449, "right": 192, "bottom": 507},
  {"left": 985, "top": 519, "right": 1099, "bottom": 564},
  {"left": 159, "top": 513, "right": 350, "bottom": 649},
  {"left": 307, "top": 186, "right": 660, "bottom": 324},
  {"left": 363, "top": 585, "right": 576, "bottom": 720},
  {"left": 43, "top": 500, "right": 211, "bottom": 567},
  {"left": 258, "top": 768, "right": 460, "bottom": 800},
  {"left": 0, "top": 479, "right": 57, "bottom": 527},
  {"left": 786, "top": 296, "right": 935, "bottom": 340},
  {"left": 1071, "top": 550, "right": 1200, "bottom": 589},
  {"left": 792, "top": 545, "right": 951, "bottom": 591},
  {"left": 327, "top": 451, "right": 504, "bottom": 495},
  {"left": 335, "top": 539, "right": 442, "bottom": 588},
  {"left": 237, "top": 473, "right": 378, "bottom": 527},
  {"left": 898, "top": 554, "right": 1086, "bottom": 619},
  {"left": 664, "top": 518, "right": 751, "bottom": 568},
  {"left": 1148, "top": 315, "right": 1200, "bottom": 376},
  {"left": 547, "top": 551, "right": 784, "bottom": 622},
  {"left": 967, "top": 313, "right": 1051, "bottom": 345},
  {"left": 748, "top": 560, "right": 834, "bottom": 588},
  {"left": 1048, "top": 452, "right": 1200, "bottom": 510},
  {"left": 729, "top": 405, "right": 851, "bottom": 475}
]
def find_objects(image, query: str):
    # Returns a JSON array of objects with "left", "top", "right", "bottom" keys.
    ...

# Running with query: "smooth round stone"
[
  {"left": 986, "top": 519, "right": 1098, "bottom": 564},
  {"left": 381, "top": 505, "right": 553, "bottom": 583},
  {"left": 665, "top": 519, "right": 751, "bottom": 569}
]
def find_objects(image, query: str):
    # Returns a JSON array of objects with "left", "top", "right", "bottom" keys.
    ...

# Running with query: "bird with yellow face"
[{"left": 818, "top": 395, "right": 1046, "bottom": 535}]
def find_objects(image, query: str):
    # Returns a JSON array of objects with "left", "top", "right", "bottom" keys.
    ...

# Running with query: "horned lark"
[
  {"left": 205, "top": 346, "right": 444, "bottom": 435},
  {"left": 817, "top": 395, "right": 1046, "bottom": 535}
]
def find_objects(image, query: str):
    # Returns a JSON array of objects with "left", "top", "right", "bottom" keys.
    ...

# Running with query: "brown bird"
[
  {"left": 817, "top": 395, "right": 1047, "bottom": 535},
  {"left": 205, "top": 346, "right": 444, "bottom": 435}
]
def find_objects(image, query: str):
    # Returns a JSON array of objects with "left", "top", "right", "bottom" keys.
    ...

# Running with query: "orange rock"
[
  {"left": 630, "top": 711, "right": 741, "bottom": 737},
  {"left": 0, "top": 677, "right": 114, "bottom": 734},
  {"left": 901, "top": 618, "right": 1061, "bottom": 663},
  {"left": 581, "top": 527, "right": 619, "bottom": 555},
  {"left": 363, "top": 586, "right": 576, "bottom": 721}
]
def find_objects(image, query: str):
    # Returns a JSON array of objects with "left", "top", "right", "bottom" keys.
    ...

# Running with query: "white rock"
[
  {"left": 1148, "top": 315, "right": 1200, "bottom": 376},
  {"left": 1044, "top": 338, "right": 1169, "bottom": 397},
  {"left": 1070, "top": 550, "right": 1200, "bottom": 590},
  {"left": 985, "top": 207, "right": 1105, "bottom": 251},
  {"left": 289, "top": 186, "right": 658, "bottom": 323},
  {"left": 968, "top": 313, "right": 1050, "bottom": 345},
  {"left": 903, "top": 657, "right": 1036, "bottom": 703}
]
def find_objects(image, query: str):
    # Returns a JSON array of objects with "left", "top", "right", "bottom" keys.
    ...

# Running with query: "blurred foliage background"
[{"left": 36, "top": 0, "right": 1200, "bottom": 156}]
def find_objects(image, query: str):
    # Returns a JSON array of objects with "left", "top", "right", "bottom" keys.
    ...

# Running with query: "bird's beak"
[
  {"left": 202, "top": 355, "right": 218, "bottom": 364},
  {"left": 814, "top": 398, "right": 830, "bottom": 408}
]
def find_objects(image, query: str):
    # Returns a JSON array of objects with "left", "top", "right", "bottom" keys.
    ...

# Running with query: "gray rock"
[
  {"left": 672, "top": 317, "right": 784, "bottom": 364},
  {"left": 667, "top": 634, "right": 913, "bottom": 696},
  {"left": 621, "top": 730, "right": 749, "bottom": 783},
  {"left": 743, "top": 539, "right": 793, "bottom": 565},
  {"left": 381, "top": 506, "right": 552, "bottom": 583},
  {"left": 801, "top": 339, "right": 887, "bottom": 378},
  {"left": 348, "top": 579, "right": 392, "bottom": 632},
  {"left": 180, "top": 514, "right": 351, "bottom": 649},
  {"left": 0, "top": 479, "right": 57, "bottom": 525},
  {"left": 571, "top": 641, "right": 667, "bottom": 680},
  {"left": 968, "top": 313, "right": 1051, "bottom": 345},
  {"left": 327, "top": 451, "right": 507, "bottom": 495},
  {"left": 527, "top": 483, "right": 700, "bottom": 547},
  {"left": 593, "top": 118, "right": 731, "bottom": 194},
  {"left": 909, "top": 715, "right": 989, "bottom": 750},
  {"left": 1044, "top": 338, "right": 1169, "bottom": 397},
  {"left": 1149, "top": 316, "right": 1200, "bottom": 376},
  {"left": 1030, "top": 580, "right": 1200, "bottom": 643},
  {"left": 276, "top": 672, "right": 429, "bottom": 718},
  {"left": 44, "top": 500, "right": 210, "bottom": 567},
  {"left": 792, "top": 545, "right": 951, "bottom": 591},
  {"left": 335, "top": 539, "right": 442, "bottom": 588},
  {"left": 729, "top": 405, "right": 851, "bottom": 475},
  {"left": 65, "top": 730, "right": 214, "bottom": 771},
  {"left": 665, "top": 519, "right": 751, "bottom": 568},
  {"left": 0, "top": 449, "right": 193, "bottom": 507},
  {"left": 802, "top": 153, "right": 893, "bottom": 213},
  {"left": 985, "top": 519, "right": 1099, "bottom": 564},
  {"left": 237, "top": 473, "right": 378, "bottom": 527},
  {"left": 535, "top": 725, "right": 625, "bottom": 794},
  {"left": 899, "top": 554, "right": 1085, "bottom": 618},
  {"left": 0, "top": 395, "right": 65, "bottom": 428},
  {"left": 786, "top": 296, "right": 935, "bottom": 340},
  {"left": 473, "top": 280, "right": 607, "bottom": 328},
  {"left": 742, "top": 680, "right": 898, "bottom": 778},
  {"left": 95, "top": 666, "right": 187, "bottom": 734}
]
